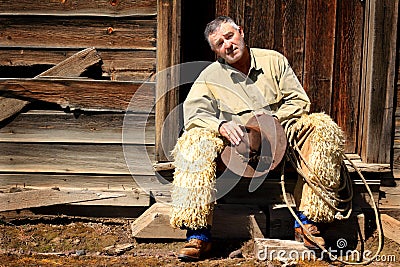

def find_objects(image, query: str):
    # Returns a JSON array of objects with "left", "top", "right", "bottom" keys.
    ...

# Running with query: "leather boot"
[
  {"left": 177, "top": 238, "right": 212, "bottom": 261},
  {"left": 295, "top": 223, "right": 325, "bottom": 249}
]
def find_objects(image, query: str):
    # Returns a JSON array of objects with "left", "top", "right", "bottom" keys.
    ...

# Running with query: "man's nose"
[{"left": 223, "top": 39, "right": 232, "bottom": 49}]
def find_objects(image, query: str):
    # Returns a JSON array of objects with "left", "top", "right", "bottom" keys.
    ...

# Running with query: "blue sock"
[
  {"left": 186, "top": 226, "right": 212, "bottom": 242},
  {"left": 294, "top": 211, "right": 313, "bottom": 228}
]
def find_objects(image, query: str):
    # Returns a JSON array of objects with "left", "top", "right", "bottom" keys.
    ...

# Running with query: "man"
[{"left": 170, "top": 16, "right": 345, "bottom": 261}]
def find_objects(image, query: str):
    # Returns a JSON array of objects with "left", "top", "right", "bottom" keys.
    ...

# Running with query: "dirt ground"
[{"left": 0, "top": 214, "right": 399, "bottom": 267}]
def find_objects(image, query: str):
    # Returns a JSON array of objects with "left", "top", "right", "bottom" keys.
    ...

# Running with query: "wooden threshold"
[
  {"left": 0, "top": 188, "right": 127, "bottom": 212},
  {"left": 153, "top": 153, "right": 391, "bottom": 173}
]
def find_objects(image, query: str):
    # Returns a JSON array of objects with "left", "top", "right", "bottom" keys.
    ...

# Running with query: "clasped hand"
[{"left": 219, "top": 121, "right": 244, "bottom": 145}]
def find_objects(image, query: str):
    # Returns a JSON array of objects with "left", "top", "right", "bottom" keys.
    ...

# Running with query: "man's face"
[{"left": 208, "top": 22, "right": 246, "bottom": 65}]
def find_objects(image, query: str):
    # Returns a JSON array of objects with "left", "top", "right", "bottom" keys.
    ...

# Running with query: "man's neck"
[{"left": 231, "top": 47, "right": 251, "bottom": 75}]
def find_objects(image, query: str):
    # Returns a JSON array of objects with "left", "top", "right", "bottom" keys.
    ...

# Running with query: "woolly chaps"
[
  {"left": 169, "top": 128, "right": 224, "bottom": 229},
  {"left": 289, "top": 113, "right": 345, "bottom": 223}
]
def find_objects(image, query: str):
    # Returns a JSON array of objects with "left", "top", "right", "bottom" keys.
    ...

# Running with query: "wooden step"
[{"left": 131, "top": 203, "right": 266, "bottom": 239}]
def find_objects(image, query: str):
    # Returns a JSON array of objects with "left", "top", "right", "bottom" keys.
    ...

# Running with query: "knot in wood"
[{"left": 107, "top": 27, "right": 114, "bottom": 34}]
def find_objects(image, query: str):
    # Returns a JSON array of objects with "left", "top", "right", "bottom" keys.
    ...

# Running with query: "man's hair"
[{"left": 204, "top": 16, "right": 240, "bottom": 47}]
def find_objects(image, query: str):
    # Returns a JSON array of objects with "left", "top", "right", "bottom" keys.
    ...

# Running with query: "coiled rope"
[{"left": 281, "top": 145, "right": 384, "bottom": 265}]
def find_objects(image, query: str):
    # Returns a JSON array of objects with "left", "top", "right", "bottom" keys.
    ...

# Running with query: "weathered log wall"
[{"left": 0, "top": 0, "right": 158, "bottom": 204}]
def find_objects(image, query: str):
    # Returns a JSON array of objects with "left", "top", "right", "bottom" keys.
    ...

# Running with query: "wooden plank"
[
  {"left": 152, "top": 154, "right": 390, "bottom": 173},
  {"left": 281, "top": 0, "right": 306, "bottom": 83},
  {"left": 379, "top": 186, "right": 400, "bottom": 209},
  {"left": 268, "top": 204, "right": 295, "bottom": 239},
  {"left": 215, "top": 0, "right": 246, "bottom": 27},
  {"left": 331, "top": 0, "right": 364, "bottom": 153},
  {"left": 359, "top": 0, "right": 399, "bottom": 163},
  {"left": 0, "top": 111, "right": 155, "bottom": 145},
  {"left": 0, "top": 174, "right": 159, "bottom": 192},
  {"left": 35, "top": 47, "right": 101, "bottom": 78},
  {"left": 0, "top": 49, "right": 156, "bottom": 81},
  {"left": 215, "top": 0, "right": 228, "bottom": 17},
  {"left": 72, "top": 190, "right": 149, "bottom": 207},
  {"left": 131, "top": 203, "right": 186, "bottom": 239},
  {"left": 381, "top": 214, "right": 400, "bottom": 245},
  {"left": 303, "top": 0, "right": 337, "bottom": 113},
  {"left": 0, "top": 189, "right": 126, "bottom": 211},
  {"left": 0, "top": 96, "right": 28, "bottom": 122},
  {"left": 0, "top": 0, "right": 157, "bottom": 17},
  {"left": 249, "top": 214, "right": 266, "bottom": 239},
  {"left": 0, "top": 49, "right": 155, "bottom": 76},
  {"left": 229, "top": 0, "right": 246, "bottom": 32},
  {"left": 0, "top": 143, "right": 154, "bottom": 175},
  {"left": 344, "top": 158, "right": 391, "bottom": 173},
  {"left": 244, "top": 0, "right": 275, "bottom": 49},
  {"left": 0, "top": 17, "right": 156, "bottom": 50},
  {"left": 394, "top": 113, "right": 400, "bottom": 161},
  {"left": 155, "top": 0, "right": 181, "bottom": 161},
  {"left": 131, "top": 203, "right": 264, "bottom": 239},
  {"left": 0, "top": 79, "right": 155, "bottom": 112},
  {"left": 212, "top": 204, "right": 265, "bottom": 239}
]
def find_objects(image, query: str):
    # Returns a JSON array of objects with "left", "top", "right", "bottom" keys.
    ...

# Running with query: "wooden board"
[
  {"left": 331, "top": 0, "right": 364, "bottom": 153},
  {"left": 243, "top": 0, "right": 274, "bottom": 49},
  {"left": 216, "top": 0, "right": 245, "bottom": 28},
  {"left": 0, "top": 79, "right": 155, "bottom": 111},
  {"left": 303, "top": 0, "right": 337, "bottom": 114},
  {"left": 131, "top": 203, "right": 186, "bottom": 239},
  {"left": 71, "top": 190, "right": 150, "bottom": 207},
  {"left": 0, "top": 111, "right": 155, "bottom": 145},
  {"left": 155, "top": 0, "right": 181, "bottom": 161},
  {"left": 34, "top": 47, "right": 102, "bottom": 78},
  {"left": 131, "top": 203, "right": 265, "bottom": 239},
  {"left": 344, "top": 157, "right": 391, "bottom": 173},
  {"left": 0, "top": 17, "right": 156, "bottom": 50},
  {"left": 0, "top": 0, "right": 157, "bottom": 17},
  {"left": 0, "top": 143, "right": 154, "bottom": 175},
  {"left": 281, "top": 0, "right": 306, "bottom": 82},
  {"left": 0, "top": 96, "right": 28, "bottom": 122},
  {"left": 249, "top": 214, "right": 267, "bottom": 239},
  {"left": 392, "top": 112, "right": 400, "bottom": 174},
  {"left": 0, "top": 174, "right": 161, "bottom": 192},
  {"left": 358, "top": 0, "right": 399, "bottom": 163},
  {"left": 0, "top": 49, "right": 156, "bottom": 81},
  {"left": 379, "top": 186, "right": 400, "bottom": 209},
  {"left": 381, "top": 214, "right": 400, "bottom": 245},
  {"left": 0, "top": 189, "right": 126, "bottom": 211}
]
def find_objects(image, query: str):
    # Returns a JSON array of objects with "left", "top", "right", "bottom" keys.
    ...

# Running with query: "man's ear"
[{"left": 238, "top": 26, "right": 244, "bottom": 38}]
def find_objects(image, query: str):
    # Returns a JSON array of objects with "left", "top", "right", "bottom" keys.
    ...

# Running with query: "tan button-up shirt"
[{"left": 183, "top": 48, "right": 311, "bottom": 132}]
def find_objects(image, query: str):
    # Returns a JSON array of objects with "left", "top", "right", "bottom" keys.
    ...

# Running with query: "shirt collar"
[
  {"left": 248, "top": 48, "right": 264, "bottom": 82},
  {"left": 249, "top": 48, "right": 257, "bottom": 72},
  {"left": 217, "top": 47, "right": 263, "bottom": 82}
]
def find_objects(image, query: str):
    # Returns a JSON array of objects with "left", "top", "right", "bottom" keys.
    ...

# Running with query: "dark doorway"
[{"left": 180, "top": 1, "right": 216, "bottom": 102}]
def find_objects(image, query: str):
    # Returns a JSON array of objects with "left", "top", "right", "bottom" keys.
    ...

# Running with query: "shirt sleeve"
[
  {"left": 183, "top": 81, "right": 224, "bottom": 132},
  {"left": 274, "top": 56, "right": 311, "bottom": 128}
]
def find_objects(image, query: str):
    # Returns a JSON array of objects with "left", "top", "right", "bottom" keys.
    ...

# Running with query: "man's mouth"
[{"left": 227, "top": 47, "right": 237, "bottom": 56}]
